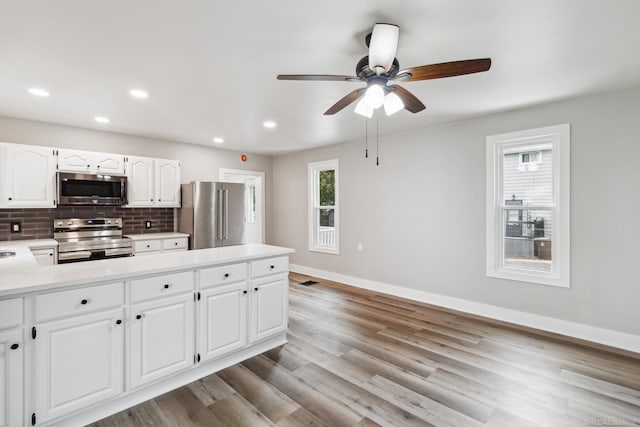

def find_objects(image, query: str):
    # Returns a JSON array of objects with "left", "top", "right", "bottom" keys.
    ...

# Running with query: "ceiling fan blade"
[
  {"left": 397, "top": 58, "right": 491, "bottom": 82},
  {"left": 277, "top": 74, "right": 360, "bottom": 82},
  {"left": 388, "top": 85, "right": 425, "bottom": 113},
  {"left": 368, "top": 23, "right": 399, "bottom": 73},
  {"left": 324, "top": 88, "right": 365, "bottom": 115}
]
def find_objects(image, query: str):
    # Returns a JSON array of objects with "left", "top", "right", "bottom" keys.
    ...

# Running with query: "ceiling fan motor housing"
[{"left": 356, "top": 56, "right": 400, "bottom": 80}]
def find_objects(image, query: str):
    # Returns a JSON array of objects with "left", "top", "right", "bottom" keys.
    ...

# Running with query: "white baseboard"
[{"left": 290, "top": 264, "right": 640, "bottom": 354}]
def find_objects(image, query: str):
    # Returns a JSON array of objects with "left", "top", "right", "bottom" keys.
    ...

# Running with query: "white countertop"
[
  {"left": 0, "top": 238, "right": 58, "bottom": 249},
  {"left": 0, "top": 244, "right": 294, "bottom": 298},
  {"left": 0, "top": 244, "right": 38, "bottom": 272},
  {"left": 124, "top": 232, "right": 190, "bottom": 241}
]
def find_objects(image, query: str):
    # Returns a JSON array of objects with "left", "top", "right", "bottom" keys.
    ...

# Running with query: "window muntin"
[
  {"left": 308, "top": 159, "right": 339, "bottom": 254},
  {"left": 486, "top": 124, "right": 570, "bottom": 287}
]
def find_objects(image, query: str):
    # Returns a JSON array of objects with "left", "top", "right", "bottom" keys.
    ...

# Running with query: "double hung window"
[{"left": 308, "top": 159, "right": 339, "bottom": 254}]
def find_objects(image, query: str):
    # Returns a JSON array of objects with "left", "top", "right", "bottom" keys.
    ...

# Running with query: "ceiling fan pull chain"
[
  {"left": 365, "top": 116, "right": 369, "bottom": 158},
  {"left": 376, "top": 119, "right": 380, "bottom": 166}
]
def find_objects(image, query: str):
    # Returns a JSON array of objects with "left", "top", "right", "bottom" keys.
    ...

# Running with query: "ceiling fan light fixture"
[
  {"left": 368, "top": 23, "right": 399, "bottom": 72},
  {"left": 363, "top": 84, "right": 385, "bottom": 109},
  {"left": 383, "top": 91, "right": 404, "bottom": 116},
  {"left": 354, "top": 98, "right": 373, "bottom": 118}
]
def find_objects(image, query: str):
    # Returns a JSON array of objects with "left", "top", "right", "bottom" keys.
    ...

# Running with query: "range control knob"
[{"left": 67, "top": 221, "right": 73, "bottom": 225}]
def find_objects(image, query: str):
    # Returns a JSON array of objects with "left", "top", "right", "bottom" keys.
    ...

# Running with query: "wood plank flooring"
[{"left": 91, "top": 273, "right": 640, "bottom": 427}]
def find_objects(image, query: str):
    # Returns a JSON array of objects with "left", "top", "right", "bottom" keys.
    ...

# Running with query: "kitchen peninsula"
[{"left": 0, "top": 243, "right": 293, "bottom": 427}]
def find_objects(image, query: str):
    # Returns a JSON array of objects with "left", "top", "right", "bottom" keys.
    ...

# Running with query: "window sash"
[{"left": 308, "top": 159, "right": 339, "bottom": 254}]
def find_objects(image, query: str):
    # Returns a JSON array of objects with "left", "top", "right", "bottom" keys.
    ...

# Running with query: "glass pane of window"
[
  {"left": 319, "top": 208, "right": 334, "bottom": 227},
  {"left": 319, "top": 169, "right": 335, "bottom": 206},
  {"left": 504, "top": 149, "right": 552, "bottom": 203},
  {"left": 246, "top": 185, "right": 256, "bottom": 223},
  {"left": 503, "top": 208, "right": 552, "bottom": 272}
]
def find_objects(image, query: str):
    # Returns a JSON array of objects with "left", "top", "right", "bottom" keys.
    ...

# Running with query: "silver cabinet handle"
[
  {"left": 217, "top": 189, "right": 224, "bottom": 240},
  {"left": 224, "top": 189, "right": 229, "bottom": 239}
]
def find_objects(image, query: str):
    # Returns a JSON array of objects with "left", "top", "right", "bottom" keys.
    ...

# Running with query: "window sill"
[
  {"left": 487, "top": 268, "right": 570, "bottom": 288},
  {"left": 308, "top": 246, "right": 340, "bottom": 255}
]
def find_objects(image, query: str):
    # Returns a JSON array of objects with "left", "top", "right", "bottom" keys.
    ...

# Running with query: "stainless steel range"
[{"left": 54, "top": 218, "right": 132, "bottom": 263}]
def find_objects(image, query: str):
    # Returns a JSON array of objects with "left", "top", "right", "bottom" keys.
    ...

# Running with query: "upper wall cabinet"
[
  {"left": 125, "top": 156, "right": 180, "bottom": 208},
  {"left": 57, "top": 149, "right": 125, "bottom": 175},
  {"left": 1, "top": 143, "right": 56, "bottom": 208}
]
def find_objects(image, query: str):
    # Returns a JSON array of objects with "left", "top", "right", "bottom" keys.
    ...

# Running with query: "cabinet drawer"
[
  {"left": 36, "top": 283, "right": 124, "bottom": 323},
  {"left": 251, "top": 256, "right": 289, "bottom": 278},
  {"left": 134, "top": 240, "right": 162, "bottom": 253},
  {"left": 163, "top": 237, "right": 188, "bottom": 250},
  {"left": 200, "top": 263, "right": 247, "bottom": 288},
  {"left": 131, "top": 271, "right": 194, "bottom": 303},
  {"left": 0, "top": 298, "right": 23, "bottom": 329}
]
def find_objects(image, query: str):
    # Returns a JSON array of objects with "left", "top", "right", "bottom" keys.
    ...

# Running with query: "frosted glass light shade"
[
  {"left": 363, "top": 84, "right": 385, "bottom": 109},
  {"left": 368, "top": 24, "right": 399, "bottom": 72},
  {"left": 383, "top": 91, "right": 404, "bottom": 116},
  {"left": 354, "top": 98, "right": 373, "bottom": 118}
]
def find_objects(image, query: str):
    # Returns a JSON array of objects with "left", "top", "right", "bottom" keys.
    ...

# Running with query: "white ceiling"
[{"left": 1, "top": 1, "right": 639, "bottom": 154}]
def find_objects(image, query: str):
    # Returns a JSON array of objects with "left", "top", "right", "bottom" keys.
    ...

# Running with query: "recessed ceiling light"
[
  {"left": 94, "top": 116, "right": 110, "bottom": 124},
  {"left": 129, "top": 89, "right": 148, "bottom": 99},
  {"left": 28, "top": 88, "right": 50, "bottom": 97},
  {"left": 263, "top": 121, "right": 277, "bottom": 129},
  {"left": 213, "top": 137, "right": 224, "bottom": 144}
]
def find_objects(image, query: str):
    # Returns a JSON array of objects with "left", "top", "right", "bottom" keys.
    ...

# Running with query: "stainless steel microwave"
[{"left": 57, "top": 172, "right": 128, "bottom": 206}]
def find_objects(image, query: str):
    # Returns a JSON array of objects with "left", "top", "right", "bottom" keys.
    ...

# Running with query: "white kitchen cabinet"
[
  {"left": 3, "top": 143, "right": 56, "bottom": 208},
  {"left": 125, "top": 156, "right": 155, "bottom": 207},
  {"left": 0, "top": 329, "right": 23, "bottom": 427},
  {"left": 126, "top": 156, "right": 181, "bottom": 208},
  {"left": 57, "top": 149, "right": 125, "bottom": 175},
  {"left": 249, "top": 274, "right": 288, "bottom": 343},
  {"left": 155, "top": 159, "right": 181, "bottom": 207},
  {"left": 129, "top": 293, "right": 194, "bottom": 389},
  {"left": 199, "top": 282, "right": 247, "bottom": 361},
  {"left": 34, "top": 308, "right": 124, "bottom": 424},
  {"left": 128, "top": 234, "right": 189, "bottom": 256},
  {"left": 31, "top": 247, "right": 57, "bottom": 266}
]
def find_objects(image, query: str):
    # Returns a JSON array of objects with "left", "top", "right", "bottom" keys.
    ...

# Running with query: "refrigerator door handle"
[
  {"left": 217, "top": 189, "right": 224, "bottom": 240},
  {"left": 224, "top": 189, "right": 229, "bottom": 240}
]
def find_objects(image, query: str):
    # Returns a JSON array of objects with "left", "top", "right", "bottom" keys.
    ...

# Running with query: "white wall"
[
  {"left": 271, "top": 85, "right": 640, "bottom": 336},
  {"left": 0, "top": 116, "right": 274, "bottom": 241}
]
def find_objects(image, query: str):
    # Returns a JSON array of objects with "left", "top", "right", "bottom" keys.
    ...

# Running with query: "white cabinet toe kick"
[{"left": 0, "top": 247, "right": 291, "bottom": 427}]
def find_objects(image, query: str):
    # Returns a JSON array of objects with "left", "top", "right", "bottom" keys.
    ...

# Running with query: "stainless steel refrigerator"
[{"left": 178, "top": 181, "right": 245, "bottom": 249}]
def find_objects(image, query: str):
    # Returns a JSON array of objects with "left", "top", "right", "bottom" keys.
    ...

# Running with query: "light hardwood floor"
[{"left": 91, "top": 273, "right": 640, "bottom": 426}]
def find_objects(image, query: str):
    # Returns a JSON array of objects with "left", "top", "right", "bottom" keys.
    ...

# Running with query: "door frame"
[{"left": 219, "top": 168, "right": 266, "bottom": 244}]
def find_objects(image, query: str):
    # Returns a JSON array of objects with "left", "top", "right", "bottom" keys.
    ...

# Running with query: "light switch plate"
[
  {"left": 10, "top": 222, "right": 21, "bottom": 233},
  {"left": 145, "top": 220, "right": 152, "bottom": 229}
]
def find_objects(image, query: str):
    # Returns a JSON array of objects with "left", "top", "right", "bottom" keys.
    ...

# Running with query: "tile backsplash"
[{"left": 0, "top": 206, "right": 174, "bottom": 241}]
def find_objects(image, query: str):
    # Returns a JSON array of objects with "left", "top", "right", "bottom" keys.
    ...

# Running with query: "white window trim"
[
  {"left": 486, "top": 124, "right": 570, "bottom": 288},
  {"left": 308, "top": 159, "right": 339, "bottom": 255}
]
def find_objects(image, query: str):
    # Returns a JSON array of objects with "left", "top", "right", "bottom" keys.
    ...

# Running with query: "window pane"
[
  {"left": 319, "top": 208, "right": 334, "bottom": 227},
  {"left": 503, "top": 208, "right": 552, "bottom": 272},
  {"left": 319, "top": 169, "right": 335, "bottom": 206},
  {"left": 504, "top": 149, "right": 552, "bottom": 204}
]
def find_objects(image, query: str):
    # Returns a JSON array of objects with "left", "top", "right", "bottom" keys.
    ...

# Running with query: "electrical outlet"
[
  {"left": 357, "top": 242, "right": 364, "bottom": 252},
  {"left": 10, "top": 222, "right": 21, "bottom": 233},
  {"left": 145, "top": 220, "right": 152, "bottom": 229}
]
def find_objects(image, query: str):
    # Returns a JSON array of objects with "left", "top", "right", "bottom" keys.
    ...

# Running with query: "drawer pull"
[
  {"left": 146, "top": 244, "right": 151, "bottom": 248},
  {"left": 136, "top": 314, "right": 142, "bottom": 320},
  {"left": 270, "top": 265, "right": 275, "bottom": 269},
  {"left": 243, "top": 290, "right": 247, "bottom": 295},
  {"left": 10, "top": 343, "right": 19, "bottom": 350},
  {"left": 116, "top": 319, "right": 122, "bottom": 325},
  {"left": 224, "top": 273, "right": 230, "bottom": 278},
  {"left": 163, "top": 283, "right": 171, "bottom": 289},
  {"left": 175, "top": 242, "right": 178, "bottom": 246},
  {"left": 254, "top": 287, "right": 259, "bottom": 292},
  {"left": 81, "top": 299, "right": 89, "bottom": 305}
]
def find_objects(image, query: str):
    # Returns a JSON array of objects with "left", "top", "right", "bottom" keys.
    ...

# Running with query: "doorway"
[{"left": 219, "top": 169, "right": 265, "bottom": 244}]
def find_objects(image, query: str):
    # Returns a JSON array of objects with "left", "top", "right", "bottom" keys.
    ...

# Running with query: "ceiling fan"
[{"left": 277, "top": 24, "right": 491, "bottom": 117}]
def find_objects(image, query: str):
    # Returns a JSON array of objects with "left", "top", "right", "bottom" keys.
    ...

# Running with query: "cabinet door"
[
  {"left": 0, "top": 329, "right": 23, "bottom": 427},
  {"left": 129, "top": 293, "right": 194, "bottom": 389},
  {"left": 57, "top": 148, "right": 94, "bottom": 173},
  {"left": 250, "top": 275, "right": 288, "bottom": 343},
  {"left": 199, "top": 282, "right": 247, "bottom": 362},
  {"left": 155, "top": 159, "right": 181, "bottom": 207},
  {"left": 31, "top": 248, "right": 56, "bottom": 266},
  {"left": 125, "top": 156, "right": 155, "bottom": 207},
  {"left": 34, "top": 309, "right": 124, "bottom": 423},
  {"left": 4, "top": 144, "right": 56, "bottom": 207},
  {"left": 94, "top": 152, "right": 125, "bottom": 175}
]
